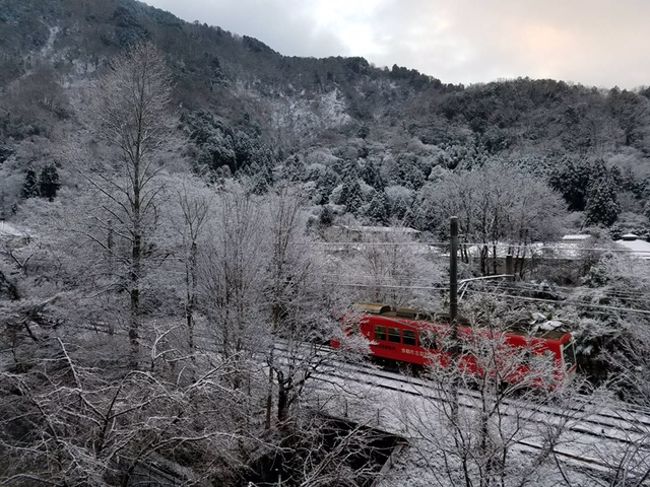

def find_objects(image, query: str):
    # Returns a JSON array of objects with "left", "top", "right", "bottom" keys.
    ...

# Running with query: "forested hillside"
[{"left": 1, "top": 0, "right": 650, "bottom": 234}]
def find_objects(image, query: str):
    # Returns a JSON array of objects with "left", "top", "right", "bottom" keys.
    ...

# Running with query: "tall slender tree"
[
  {"left": 177, "top": 179, "right": 210, "bottom": 366},
  {"left": 90, "top": 42, "right": 175, "bottom": 367}
]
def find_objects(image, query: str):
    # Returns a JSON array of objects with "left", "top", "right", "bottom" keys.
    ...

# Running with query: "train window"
[
  {"left": 375, "top": 326, "right": 387, "bottom": 341},
  {"left": 388, "top": 328, "right": 401, "bottom": 343},
  {"left": 403, "top": 329, "right": 416, "bottom": 346},
  {"left": 420, "top": 330, "right": 437, "bottom": 349}
]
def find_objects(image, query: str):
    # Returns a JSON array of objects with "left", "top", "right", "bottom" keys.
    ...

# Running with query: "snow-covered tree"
[
  {"left": 199, "top": 183, "right": 268, "bottom": 388},
  {"left": 416, "top": 161, "right": 565, "bottom": 274},
  {"left": 347, "top": 227, "right": 438, "bottom": 308},
  {"left": 584, "top": 177, "right": 621, "bottom": 227},
  {"left": 365, "top": 190, "right": 390, "bottom": 224},
  {"left": 176, "top": 177, "right": 211, "bottom": 364},
  {"left": 263, "top": 187, "right": 338, "bottom": 425},
  {"left": 394, "top": 296, "right": 595, "bottom": 487},
  {"left": 337, "top": 179, "right": 364, "bottom": 214},
  {"left": 20, "top": 169, "right": 39, "bottom": 199},
  {"left": 87, "top": 41, "right": 176, "bottom": 367}
]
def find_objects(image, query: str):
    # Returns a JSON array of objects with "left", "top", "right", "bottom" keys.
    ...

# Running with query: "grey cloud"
[
  {"left": 146, "top": 0, "right": 349, "bottom": 57},
  {"left": 385, "top": 0, "right": 650, "bottom": 88},
  {"left": 351, "top": 0, "right": 650, "bottom": 88},
  {"left": 146, "top": 0, "right": 650, "bottom": 88}
]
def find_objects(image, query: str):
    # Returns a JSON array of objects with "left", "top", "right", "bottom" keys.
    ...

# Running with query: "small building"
[{"left": 615, "top": 235, "right": 650, "bottom": 260}]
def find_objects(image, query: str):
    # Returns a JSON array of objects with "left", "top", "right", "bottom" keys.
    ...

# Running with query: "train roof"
[{"left": 350, "top": 303, "right": 572, "bottom": 341}]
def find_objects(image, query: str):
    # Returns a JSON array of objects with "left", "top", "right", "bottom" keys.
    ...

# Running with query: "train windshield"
[{"left": 563, "top": 341, "right": 577, "bottom": 369}]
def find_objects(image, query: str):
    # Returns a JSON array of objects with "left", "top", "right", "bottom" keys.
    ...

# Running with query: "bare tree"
[
  {"left": 262, "top": 187, "right": 340, "bottom": 427},
  {"left": 0, "top": 333, "right": 262, "bottom": 486},
  {"left": 88, "top": 42, "right": 176, "bottom": 367},
  {"left": 177, "top": 177, "right": 210, "bottom": 363},
  {"left": 417, "top": 162, "right": 565, "bottom": 276},
  {"left": 397, "top": 297, "right": 589, "bottom": 487},
  {"left": 199, "top": 183, "right": 268, "bottom": 389},
  {"left": 348, "top": 227, "right": 437, "bottom": 309}
]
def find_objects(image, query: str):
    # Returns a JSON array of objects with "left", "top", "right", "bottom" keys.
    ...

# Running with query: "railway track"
[
  {"left": 332, "top": 357, "right": 650, "bottom": 442},
  {"left": 272, "top": 341, "right": 650, "bottom": 480},
  {"left": 72, "top": 324, "right": 650, "bottom": 438},
  {"left": 273, "top": 340, "right": 650, "bottom": 438},
  {"left": 69, "top": 326, "right": 650, "bottom": 479},
  {"left": 303, "top": 360, "right": 618, "bottom": 478}
]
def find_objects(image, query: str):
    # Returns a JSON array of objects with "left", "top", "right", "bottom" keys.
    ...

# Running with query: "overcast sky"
[{"left": 145, "top": 0, "right": 649, "bottom": 89}]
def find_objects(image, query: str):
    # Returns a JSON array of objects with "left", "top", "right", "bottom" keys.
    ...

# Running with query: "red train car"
[{"left": 332, "top": 303, "right": 577, "bottom": 385}]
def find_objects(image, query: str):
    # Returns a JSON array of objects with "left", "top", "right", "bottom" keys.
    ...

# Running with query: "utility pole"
[
  {"left": 450, "top": 216, "right": 458, "bottom": 337},
  {"left": 449, "top": 216, "right": 459, "bottom": 421},
  {"left": 505, "top": 254, "right": 514, "bottom": 281}
]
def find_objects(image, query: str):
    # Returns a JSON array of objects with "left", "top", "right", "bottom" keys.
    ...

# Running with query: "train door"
[{"left": 562, "top": 339, "right": 577, "bottom": 373}]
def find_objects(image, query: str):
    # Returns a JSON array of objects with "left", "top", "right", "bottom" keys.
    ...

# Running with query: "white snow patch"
[
  {"left": 530, "top": 312, "right": 547, "bottom": 323},
  {"left": 269, "top": 88, "right": 351, "bottom": 143},
  {"left": 537, "top": 320, "right": 564, "bottom": 331},
  {"left": 561, "top": 234, "right": 591, "bottom": 241},
  {"left": 615, "top": 238, "right": 650, "bottom": 259},
  {"left": 0, "top": 221, "right": 27, "bottom": 237}
]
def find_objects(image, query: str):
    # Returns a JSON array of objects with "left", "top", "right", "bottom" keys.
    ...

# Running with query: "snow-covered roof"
[
  {"left": 561, "top": 234, "right": 591, "bottom": 241},
  {"left": 340, "top": 225, "right": 420, "bottom": 234},
  {"left": 615, "top": 238, "right": 650, "bottom": 259}
]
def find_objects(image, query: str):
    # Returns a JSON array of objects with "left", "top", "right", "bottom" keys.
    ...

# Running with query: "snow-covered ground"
[
  {"left": 273, "top": 342, "right": 650, "bottom": 486},
  {"left": 303, "top": 364, "right": 644, "bottom": 486}
]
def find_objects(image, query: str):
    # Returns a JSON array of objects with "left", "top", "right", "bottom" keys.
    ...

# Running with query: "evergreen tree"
[
  {"left": 549, "top": 158, "right": 591, "bottom": 211},
  {"left": 338, "top": 179, "right": 364, "bottom": 214},
  {"left": 319, "top": 204, "right": 334, "bottom": 227},
  {"left": 245, "top": 159, "right": 274, "bottom": 194},
  {"left": 283, "top": 155, "right": 304, "bottom": 182},
  {"left": 550, "top": 158, "right": 615, "bottom": 213},
  {"left": 39, "top": 165, "right": 61, "bottom": 201},
  {"left": 360, "top": 159, "right": 384, "bottom": 190},
  {"left": 333, "top": 159, "right": 359, "bottom": 181},
  {"left": 585, "top": 178, "right": 620, "bottom": 227},
  {"left": 365, "top": 191, "right": 390, "bottom": 224},
  {"left": 21, "top": 169, "right": 39, "bottom": 199},
  {"left": 316, "top": 169, "right": 339, "bottom": 205},
  {"left": 336, "top": 182, "right": 350, "bottom": 207}
]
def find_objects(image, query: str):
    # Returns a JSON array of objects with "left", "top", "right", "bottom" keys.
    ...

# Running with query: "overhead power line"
[
  {"left": 465, "top": 289, "right": 650, "bottom": 316},
  {"left": 329, "top": 278, "right": 650, "bottom": 316},
  {"left": 300, "top": 240, "right": 650, "bottom": 255},
  {"left": 337, "top": 282, "right": 448, "bottom": 291}
]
